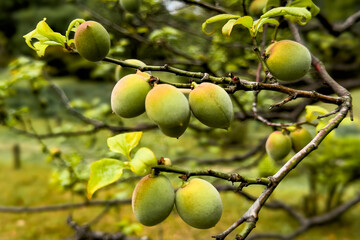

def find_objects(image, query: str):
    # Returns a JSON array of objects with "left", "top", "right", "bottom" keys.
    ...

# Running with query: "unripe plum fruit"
[
  {"left": 249, "top": 0, "right": 267, "bottom": 16},
  {"left": 115, "top": 59, "right": 147, "bottom": 81},
  {"left": 74, "top": 21, "right": 110, "bottom": 62},
  {"left": 130, "top": 147, "right": 158, "bottom": 176},
  {"left": 111, "top": 74, "right": 151, "bottom": 118},
  {"left": 175, "top": 178, "right": 222, "bottom": 229},
  {"left": 119, "top": 0, "right": 141, "bottom": 13},
  {"left": 132, "top": 174, "right": 175, "bottom": 226},
  {"left": 189, "top": 82, "right": 233, "bottom": 129},
  {"left": 290, "top": 127, "right": 312, "bottom": 152},
  {"left": 265, "top": 131, "right": 292, "bottom": 161},
  {"left": 145, "top": 84, "right": 190, "bottom": 138},
  {"left": 265, "top": 40, "right": 311, "bottom": 81}
]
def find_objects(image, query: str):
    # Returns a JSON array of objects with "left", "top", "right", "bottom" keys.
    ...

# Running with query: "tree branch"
[
  {"left": 247, "top": 192, "right": 360, "bottom": 240},
  {"left": 316, "top": 11, "right": 360, "bottom": 36},
  {"left": 0, "top": 199, "right": 131, "bottom": 213},
  {"left": 174, "top": 138, "right": 266, "bottom": 165},
  {"left": 103, "top": 57, "right": 344, "bottom": 105},
  {"left": 67, "top": 215, "right": 144, "bottom": 240},
  {"left": 213, "top": 22, "right": 352, "bottom": 240},
  {"left": 180, "top": 0, "right": 229, "bottom": 14},
  {"left": 152, "top": 165, "right": 271, "bottom": 186}
]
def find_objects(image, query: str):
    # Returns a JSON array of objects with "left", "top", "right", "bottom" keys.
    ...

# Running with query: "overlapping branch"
[
  {"left": 180, "top": 0, "right": 229, "bottom": 14},
  {"left": 247, "top": 192, "right": 360, "bottom": 240},
  {"left": 0, "top": 199, "right": 130, "bottom": 213},
  {"left": 316, "top": 10, "right": 360, "bottom": 36},
  {"left": 152, "top": 165, "right": 271, "bottom": 187},
  {"left": 174, "top": 137, "right": 266, "bottom": 165},
  {"left": 102, "top": 57, "right": 344, "bottom": 106},
  {"left": 211, "top": 22, "right": 352, "bottom": 240}
]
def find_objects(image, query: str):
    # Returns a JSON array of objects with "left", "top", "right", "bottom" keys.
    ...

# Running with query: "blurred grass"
[
  {"left": 1, "top": 160, "right": 359, "bottom": 240},
  {"left": 0, "top": 78, "right": 360, "bottom": 239}
]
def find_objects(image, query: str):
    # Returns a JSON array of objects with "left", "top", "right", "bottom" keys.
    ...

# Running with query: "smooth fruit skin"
[
  {"left": 115, "top": 59, "right": 147, "bottom": 81},
  {"left": 145, "top": 84, "right": 190, "bottom": 138},
  {"left": 249, "top": 0, "right": 267, "bottom": 16},
  {"left": 132, "top": 174, "right": 175, "bottom": 226},
  {"left": 265, "top": 40, "right": 311, "bottom": 81},
  {"left": 265, "top": 131, "right": 292, "bottom": 161},
  {"left": 189, "top": 83, "right": 233, "bottom": 129},
  {"left": 120, "top": 0, "right": 140, "bottom": 13},
  {"left": 290, "top": 128, "right": 313, "bottom": 152},
  {"left": 74, "top": 21, "right": 110, "bottom": 62},
  {"left": 130, "top": 147, "right": 158, "bottom": 176},
  {"left": 175, "top": 178, "right": 222, "bottom": 229},
  {"left": 111, "top": 74, "right": 151, "bottom": 118}
]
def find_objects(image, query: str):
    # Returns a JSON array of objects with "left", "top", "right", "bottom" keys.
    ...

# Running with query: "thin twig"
[
  {"left": 174, "top": 138, "right": 266, "bottom": 165},
  {"left": 316, "top": 11, "right": 360, "bottom": 36},
  {"left": 0, "top": 199, "right": 131, "bottom": 213},
  {"left": 103, "top": 57, "right": 344, "bottom": 105},
  {"left": 181, "top": 0, "right": 229, "bottom": 14},
  {"left": 152, "top": 165, "right": 271, "bottom": 186},
  {"left": 213, "top": 23, "right": 352, "bottom": 240}
]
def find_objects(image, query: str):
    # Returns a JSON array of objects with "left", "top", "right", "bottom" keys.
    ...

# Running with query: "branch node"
[
  {"left": 161, "top": 64, "right": 169, "bottom": 70},
  {"left": 179, "top": 174, "right": 190, "bottom": 181},
  {"left": 202, "top": 73, "right": 210, "bottom": 81},
  {"left": 238, "top": 182, "right": 249, "bottom": 191},
  {"left": 229, "top": 173, "right": 242, "bottom": 182},
  {"left": 267, "top": 176, "right": 277, "bottom": 186}
]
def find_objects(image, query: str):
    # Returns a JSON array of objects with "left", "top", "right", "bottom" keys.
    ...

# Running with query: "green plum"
[
  {"left": 74, "top": 21, "right": 110, "bottom": 62},
  {"left": 290, "top": 127, "right": 313, "bottom": 152},
  {"left": 111, "top": 74, "right": 151, "bottom": 118},
  {"left": 175, "top": 178, "right": 222, "bottom": 229},
  {"left": 189, "top": 82, "right": 233, "bottom": 129},
  {"left": 145, "top": 84, "right": 190, "bottom": 138},
  {"left": 249, "top": 0, "right": 267, "bottom": 16},
  {"left": 115, "top": 59, "right": 147, "bottom": 81},
  {"left": 119, "top": 0, "right": 141, "bottom": 13},
  {"left": 130, "top": 147, "right": 157, "bottom": 176},
  {"left": 265, "top": 131, "right": 292, "bottom": 160},
  {"left": 132, "top": 174, "right": 175, "bottom": 226},
  {"left": 265, "top": 40, "right": 311, "bottom": 81}
]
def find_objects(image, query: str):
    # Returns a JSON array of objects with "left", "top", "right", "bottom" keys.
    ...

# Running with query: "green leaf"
[
  {"left": 130, "top": 147, "right": 157, "bottom": 176},
  {"left": 107, "top": 132, "right": 143, "bottom": 159},
  {"left": 305, "top": 105, "right": 329, "bottom": 123},
  {"left": 149, "top": 26, "right": 180, "bottom": 42},
  {"left": 87, "top": 158, "right": 125, "bottom": 199},
  {"left": 289, "top": 0, "right": 320, "bottom": 17},
  {"left": 65, "top": 19, "right": 85, "bottom": 42},
  {"left": 222, "top": 16, "right": 254, "bottom": 38},
  {"left": 251, "top": 18, "right": 279, "bottom": 37},
  {"left": 260, "top": 7, "right": 312, "bottom": 25},
  {"left": 63, "top": 152, "right": 83, "bottom": 168},
  {"left": 202, "top": 14, "right": 240, "bottom": 35},
  {"left": 266, "top": 0, "right": 281, "bottom": 9},
  {"left": 235, "top": 16, "right": 254, "bottom": 29},
  {"left": 316, "top": 119, "right": 335, "bottom": 139},
  {"left": 23, "top": 18, "right": 66, "bottom": 57}
]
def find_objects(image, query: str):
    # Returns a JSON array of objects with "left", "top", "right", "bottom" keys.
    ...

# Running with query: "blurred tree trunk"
[{"left": 12, "top": 144, "right": 21, "bottom": 170}]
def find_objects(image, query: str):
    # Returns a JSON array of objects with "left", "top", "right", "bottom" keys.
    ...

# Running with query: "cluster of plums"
[
  {"left": 265, "top": 127, "right": 313, "bottom": 161},
  {"left": 132, "top": 174, "right": 223, "bottom": 228},
  {"left": 72, "top": 21, "right": 233, "bottom": 138},
  {"left": 74, "top": 19, "right": 311, "bottom": 82},
  {"left": 74, "top": 20, "right": 312, "bottom": 140},
  {"left": 111, "top": 72, "right": 234, "bottom": 138}
]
